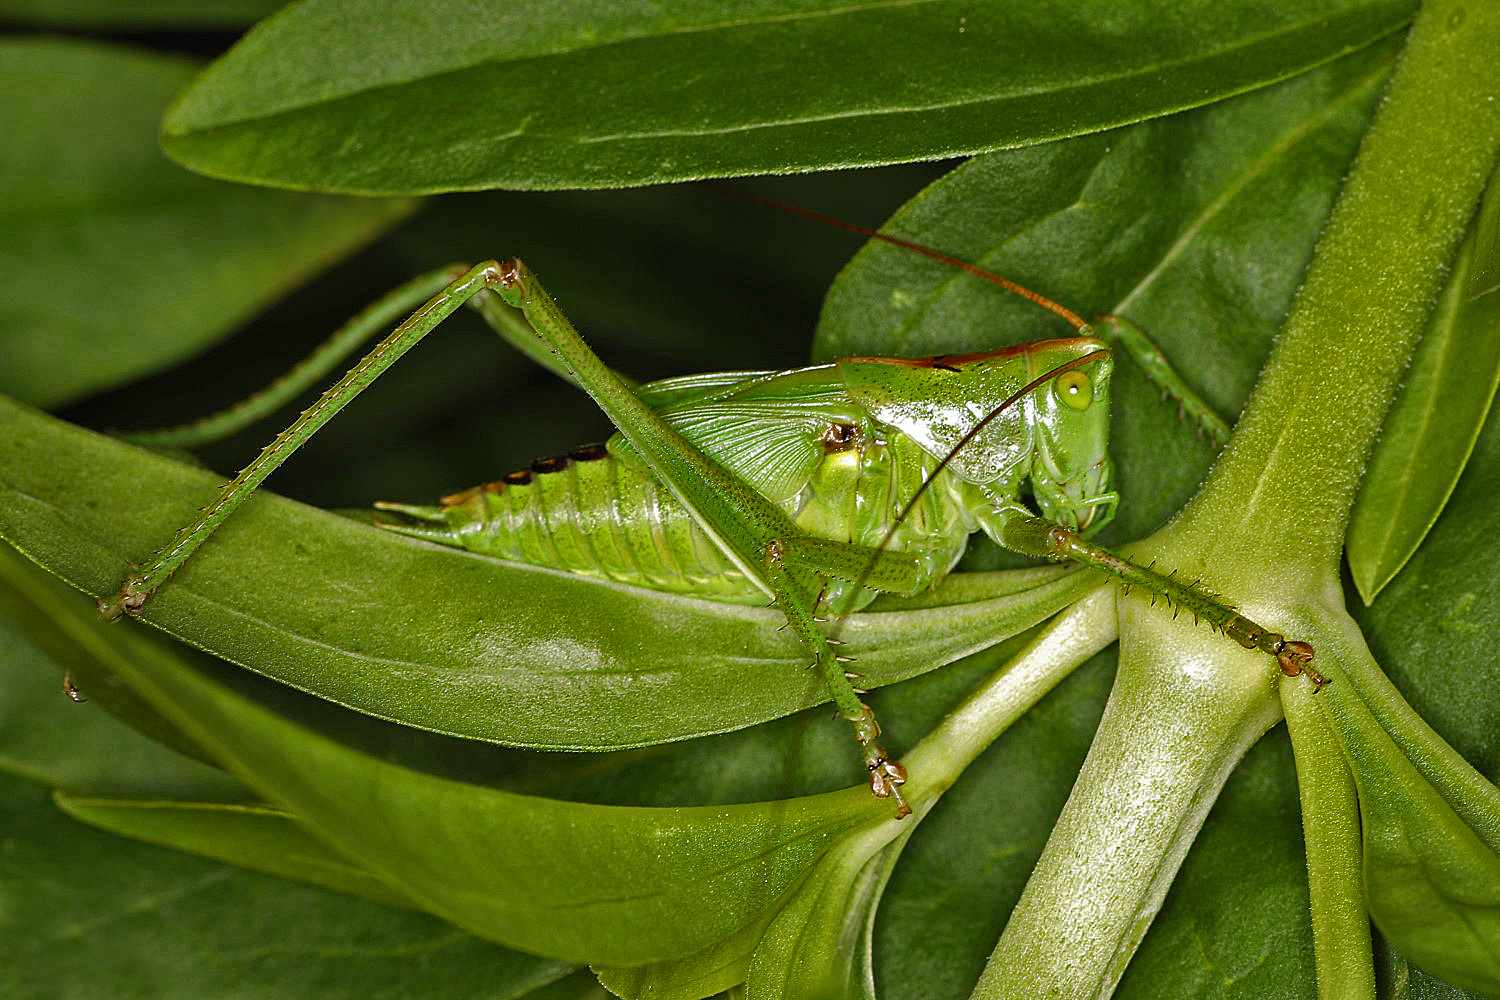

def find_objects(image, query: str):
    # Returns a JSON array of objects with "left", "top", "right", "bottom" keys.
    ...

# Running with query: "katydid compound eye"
[{"left": 1054, "top": 369, "right": 1093, "bottom": 410}]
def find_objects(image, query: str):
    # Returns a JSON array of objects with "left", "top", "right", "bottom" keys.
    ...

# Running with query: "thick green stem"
[
  {"left": 902, "top": 587, "right": 1116, "bottom": 811},
  {"left": 1166, "top": 0, "right": 1500, "bottom": 580},
  {"left": 971, "top": 598, "right": 1286, "bottom": 1000}
]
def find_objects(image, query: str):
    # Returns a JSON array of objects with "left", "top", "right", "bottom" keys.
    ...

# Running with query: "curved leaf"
[
  {"left": 54, "top": 795, "right": 417, "bottom": 911},
  {"left": 0, "top": 541, "right": 230, "bottom": 775},
  {"left": 744, "top": 826, "right": 910, "bottom": 1000},
  {"left": 0, "top": 772, "right": 577, "bottom": 1000},
  {"left": 1348, "top": 163, "right": 1500, "bottom": 603},
  {"left": 56, "top": 590, "right": 889, "bottom": 966},
  {"left": 0, "top": 0, "right": 282, "bottom": 27},
  {"left": 160, "top": 0, "right": 1412, "bottom": 193},
  {"left": 0, "top": 394, "right": 1090, "bottom": 749},
  {"left": 1320, "top": 673, "right": 1500, "bottom": 997},
  {"left": 0, "top": 605, "right": 240, "bottom": 800},
  {"left": 0, "top": 37, "right": 414, "bottom": 408}
]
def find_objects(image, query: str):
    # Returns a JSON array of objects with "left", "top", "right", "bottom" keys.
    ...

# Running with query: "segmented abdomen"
[
  {"left": 440, "top": 443, "right": 755, "bottom": 599},
  {"left": 380, "top": 425, "right": 974, "bottom": 607}
]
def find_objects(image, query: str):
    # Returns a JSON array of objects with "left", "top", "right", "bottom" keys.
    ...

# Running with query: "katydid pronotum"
[{"left": 98, "top": 222, "right": 1323, "bottom": 819}]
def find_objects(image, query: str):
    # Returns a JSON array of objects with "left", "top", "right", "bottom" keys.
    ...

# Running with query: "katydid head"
[
  {"left": 708, "top": 185, "right": 1119, "bottom": 534},
  {"left": 837, "top": 339, "right": 1117, "bottom": 536},
  {"left": 1025, "top": 343, "right": 1117, "bottom": 534}
]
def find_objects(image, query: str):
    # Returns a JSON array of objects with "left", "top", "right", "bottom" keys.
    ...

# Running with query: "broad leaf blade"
[
  {"left": 54, "top": 795, "right": 418, "bottom": 910},
  {"left": 160, "top": 0, "right": 1412, "bottom": 193},
  {"left": 0, "top": 38, "right": 413, "bottom": 408},
  {"left": 0, "top": 0, "right": 282, "bottom": 27},
  {"left": 0, "top": 772, "right": 578, "bottom": 1000},
  {"left": 1348, "top": 166, "right": 1500, "bottom": 603},
  {"left": 31, "top": 581, "right": 886, "bottom": 966},
  {"left": 0, "top": 394, "right": 1089, "bottom": 749}
]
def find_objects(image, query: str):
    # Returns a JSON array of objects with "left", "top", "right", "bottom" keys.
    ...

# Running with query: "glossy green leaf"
[
  {"left": 0, "top": 771, "right": 578, "bottom": 1000},
  {"left": 1348, "top": 164, "right": 1500, "bottom": 603},
  {"left": 1, "top": 542, "right": 410, "bottom": 908},
  {"left": 0, "top": 525, "right": 895, "bottom": 967},
  {"left": 0, "top": 38, "right": 414, "bottom": 408},
  {"left": 593, "top": 933, "right": 753, "bottom": 999},
  {"left": 0, "top": 0, "right": 282, "bottom": 27},
  {"left": 1321, "top": 678, "right": 1500, "bottom": 997},
  {"left": 0, "top": 394, "right": 1090, "bottom": 749},
  {"left": 55, "top": 795, "right": 418, "bottom": 910},
  {"left": 160, "top": 0, "right": 1412, "bottom": 194},
  {"left": 743, "top": 827, "right": 910, "bottom": 1000},
  {"left": 56, "top": 594, "right": 889, "bottom": 966},
  {"left": 0, "top": 541, "right": 231, "bottom": 774},
  {"left": 0, "top": 532, "right": 896, "bottom": 968},
  {"left": 0, "top": 607, "right": 241, "bottom": 801}
]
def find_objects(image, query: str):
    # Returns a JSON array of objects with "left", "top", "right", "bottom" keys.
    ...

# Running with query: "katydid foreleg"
[{"left": 998, "top": 512, "right": 1325, "bottom": 686}]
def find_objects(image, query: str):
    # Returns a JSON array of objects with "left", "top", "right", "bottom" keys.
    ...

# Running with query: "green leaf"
[
  {"left": 1321, "top": 679, "right": 1500, "bottom": 998},
  {"left": 159, "top": 0, "right": 1412, "bottom": 193},
  {"left": 0, "top": 37, "right": 414, "bottom": 408},
  {"left": 0, "top": 541, "right": 235, "bottom": 775},
  {"left": 593, "top": 921, "right": 763, "bottom": 1000},
  {"left": 71, "top": 612, "right": 889, "bottom": 966},
  {"left": 743, "top": 827, "right": 910, "bottom": 1000},
  {"left": 0, "top": 620, "right": 241, "bottom": 797},
  {"left": 0, "top": 534, "right": 892, "bottom": 966},
  {"left": 0, "top": 771, "right": 579, "bottom": 1000},
  {"left": 0, "top": 0, "right": 282, "bottom": 27},
  {"left": 0, "top": 394, "right": 1090, "bottom": 749},
  {"left": 54, "top": 794, "right": 418, "bottom": 910},
  {"left": 1348, "top": 163, "right": 1500, "bottom": 603}
]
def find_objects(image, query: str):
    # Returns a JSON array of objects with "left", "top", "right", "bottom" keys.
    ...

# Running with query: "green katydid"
[{"left": 98, "top": 217, "right": 1323, "bottom": 819}]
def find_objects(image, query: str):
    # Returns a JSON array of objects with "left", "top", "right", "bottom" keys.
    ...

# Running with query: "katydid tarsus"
[{"left": 97, "top": 218, "right": 1324, "bottom": 820}]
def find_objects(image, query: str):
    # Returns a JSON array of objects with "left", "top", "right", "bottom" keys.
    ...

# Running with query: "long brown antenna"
[{"left": 702, "top": 183, "right": 1090, "bottom": 332}]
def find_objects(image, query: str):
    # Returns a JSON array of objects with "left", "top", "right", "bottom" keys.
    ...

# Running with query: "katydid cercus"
[{"left": 98, "top": 219, "right": 1323, "bottom": 820}]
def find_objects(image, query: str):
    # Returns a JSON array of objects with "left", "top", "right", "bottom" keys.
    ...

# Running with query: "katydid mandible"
[{"left": 98, "top": 241, "right": 1321, "bottom": 820}]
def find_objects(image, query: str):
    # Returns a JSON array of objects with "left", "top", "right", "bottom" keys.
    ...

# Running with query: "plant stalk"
[
  {"left": 1163, "top": 0, "right": 1500, "bottom": 582},
  {"left": 969, "top": 599, "right": 1286, "bottom": 1000}
]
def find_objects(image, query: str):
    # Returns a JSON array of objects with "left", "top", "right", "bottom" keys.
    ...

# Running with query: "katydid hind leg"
[
  {"left": 99, "top": 262, "right": 514, "bottom": 620},
  {"left": 495, "top": 259, "right": 914, "bottom": 816},
  {"left": 116, "top": 266, "right": 471, "bottom": 450}
]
